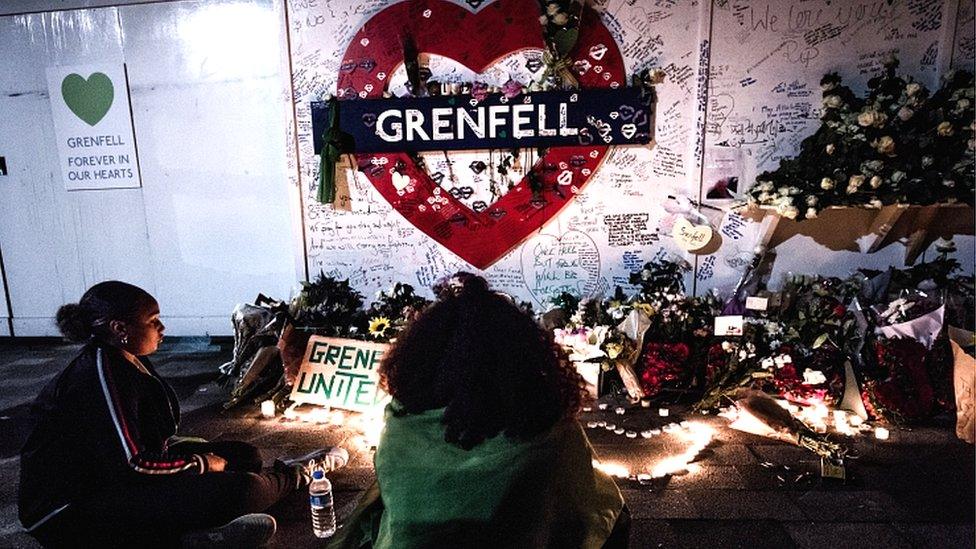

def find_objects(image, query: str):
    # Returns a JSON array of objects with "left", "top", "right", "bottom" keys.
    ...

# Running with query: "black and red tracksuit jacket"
[{"left": 19, "top": 342, "right": 210, "bottom": 533}]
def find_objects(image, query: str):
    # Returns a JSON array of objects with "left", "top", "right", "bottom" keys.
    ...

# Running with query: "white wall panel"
[
  {"left": 118, "top": 0, "right": 301, "bottom": 335},
  {"left": 0, "top": 9, "right": 156, "bottom": 336}
]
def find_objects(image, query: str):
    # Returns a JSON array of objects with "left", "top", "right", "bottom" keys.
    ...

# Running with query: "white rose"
[
  {"left": 874, "top": 135, "right": 896, "bottom": 155},
  {"left": 823, "top": 95, "right": 843, "bottom": 109},
  {"left": 757, "top": 181, "right": 774, "bottom": 192},
  {"left": 938, "top": 121, "right": 954, "bottom": 136},
  {"left": 825, "top": 144, "right": 836, "bottom": 155},
  {"left": 905, "top": 82, "right": 922, "bottom": 97},
  {"left": 820, "top": 177, "right": 836, "bottom": 190},
  {"left": 868, "top": 199, "right": 883, "bottom": 208},
  {"left": 870, "top": 175, "right": 883, "bottom": 189},
  {"left": 897, "top": 106, "right": 914, "bottom": 121},
  {"left": 849, "top": 174, "right": 865, "bottom": 188},
  {"left": 805, "top": 208, "right": 818, "bottom": 219},
  {"left": 806, "top": 195, "right": 818, "bottom": 206},
  {"left": 857, "top": 110, "right": 887, "bottom": 127},
  {"left": 802, "top": 369, "right": 827, "bottom": 385},
  {"left": 890, "top": 170, "right": 907, "bottom": 183},
  {"left": 781, "top": 206, "right": 799, "bottom": 219},
  {"left": 956, "top": 98, "right": 971, "bottom": 111}
]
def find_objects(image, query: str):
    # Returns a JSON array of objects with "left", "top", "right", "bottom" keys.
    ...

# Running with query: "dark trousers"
[{"left": 30, "top": 441, "right": 297, "bottom": 549}]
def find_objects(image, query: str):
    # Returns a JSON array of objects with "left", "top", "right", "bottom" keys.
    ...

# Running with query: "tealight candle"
[
  {"left": 875, "top": 427, "right": 890, "bottom": 440},
  {"left": 605, "top": 423, "right": 616, "bottom": 431},
  {"left": 596, "top": 420, "right": 607, "bottom": 427},
  {"left": 640, "top": 430, "right": 654, "bottom": 438},
  {"left": 582, "top": 406, "right": 592, "bottom": 412},
  {"left": 261, "top": 400, "right": 275, "bottom": 419},
  {"left": 650, "top": 428, "right": 661, "bottom": 435},
  {"left": 614, "top": 427, "right": 625, "bottom": 435},
  {"left": 625, "top": 431, "right": 637, "bottom": 438},
  {"left": 849, "top": 415, "right": 864, "bottom": 427},
  {"left": 641, "top": 399, "right": 652, "bottom": 408},
  {"left": 614, "top": 407, "right": 626, "bottom": 415},
  {"left": 586, "top": 421, "right": 599, "bottom": 429},
  {"left": 598, "top": 403, "right": 609, "bottom": 410},
  {"left": 658, "top": 408, "right": 670, "bottom": 417}
]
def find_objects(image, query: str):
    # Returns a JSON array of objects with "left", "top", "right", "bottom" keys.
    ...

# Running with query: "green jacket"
[{"left": 329, "top": 402, "right": 623, "bottom": 549}]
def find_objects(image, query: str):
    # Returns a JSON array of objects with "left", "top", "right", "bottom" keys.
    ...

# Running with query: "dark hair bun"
[{"left": 56, "top": 303, "right": 92, "bottom": 342}]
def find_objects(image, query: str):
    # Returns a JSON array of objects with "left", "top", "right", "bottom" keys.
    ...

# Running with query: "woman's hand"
[{"left": 204, "top": 453, "right": 227, "bottom": 472}]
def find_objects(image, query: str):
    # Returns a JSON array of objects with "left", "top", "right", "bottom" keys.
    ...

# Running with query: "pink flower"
[
  {"left": 502, "top": 79, "right": 523, "bottom": 99},
  {"left": 471, "top": 82, "right": 489, "bottom": 101}
]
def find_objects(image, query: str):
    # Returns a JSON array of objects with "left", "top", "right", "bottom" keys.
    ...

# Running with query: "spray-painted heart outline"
[{"left": 337, "top": 0, "right": 624, "bottom": 269}]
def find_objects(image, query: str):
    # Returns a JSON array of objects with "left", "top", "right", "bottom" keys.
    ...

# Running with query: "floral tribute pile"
[
  {"left": 542, "top": 249, "right": 973, "bottom": 426},
  {"left": 232, "top": 248, "right": 971, "bottom": 431},
  {"left": 749, "top": 57, "right": 974, "bottom": 219}
]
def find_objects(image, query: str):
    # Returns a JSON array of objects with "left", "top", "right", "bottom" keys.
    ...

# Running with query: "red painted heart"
[{"left": 337, "top": 0, "right": 624, "bottom": 269}]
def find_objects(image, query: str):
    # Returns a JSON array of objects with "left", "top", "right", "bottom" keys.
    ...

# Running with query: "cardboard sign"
[
  {"left": 311, "top": 87, "right": 653, "bottom": 154},
  {"left": 745, "top": 296, "right": 769, "bottom": 311},
  {"left": 714, "top": 315, "right": 744, "bottom": 336},
  {"left": 671, "top": 217, "right": 713, "bottom": 251},
  {"left": 290, "top": 336, "right": 390, "bottom": 413},
  {"left": 46, "top": 64, "right": 140, "bottom": 190}
]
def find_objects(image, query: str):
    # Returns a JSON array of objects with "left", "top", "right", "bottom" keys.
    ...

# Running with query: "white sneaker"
[{"left": 182, "top": 513, "right": 276, "bottom": 548}]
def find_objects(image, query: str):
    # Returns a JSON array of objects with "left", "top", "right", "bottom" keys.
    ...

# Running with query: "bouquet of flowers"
[
  {"left": 362, "top": 283, "right": 431, "bottom": 342},
  {"left": 696, "top": 276, "right": 859, "bottom": 411},
  {"left": 749, "top": 56, "right": 975, "bottom": 219},
  {"left": 626, "top": 258, "right": 719, "bottom": 398}
]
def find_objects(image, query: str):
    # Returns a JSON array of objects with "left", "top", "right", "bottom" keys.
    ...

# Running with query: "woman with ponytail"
[
  {"left": 329, "top": 272, "right": 628, "bottom": 549},
  {"left": 19, "top": 281, "right": 346, "bottom": 548}
]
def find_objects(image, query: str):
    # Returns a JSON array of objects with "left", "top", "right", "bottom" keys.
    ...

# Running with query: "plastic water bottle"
[{"left": 309, "top": 470, "right": 336, "bottom": 538}]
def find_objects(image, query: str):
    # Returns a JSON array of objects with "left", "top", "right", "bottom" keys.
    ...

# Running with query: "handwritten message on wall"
[{"left": 285, "top": 0, "right": 969, "bottom": 303}]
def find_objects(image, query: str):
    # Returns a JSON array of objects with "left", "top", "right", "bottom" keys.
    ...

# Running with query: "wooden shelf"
[{"left": 741, "top": 204, "right": 975, "bottom": 265}]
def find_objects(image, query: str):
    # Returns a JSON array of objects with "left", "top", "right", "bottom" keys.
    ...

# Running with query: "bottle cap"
[{"left": 312, "top": 469, "right": 325, "bottom": 480}]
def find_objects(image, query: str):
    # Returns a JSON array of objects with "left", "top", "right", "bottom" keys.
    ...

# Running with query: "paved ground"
[{"left": 0, "top": 338, "right": 973, "bottom": 548}]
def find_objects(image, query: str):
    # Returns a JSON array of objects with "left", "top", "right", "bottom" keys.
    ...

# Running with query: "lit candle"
[
  {"left": 658, "top": 408, "right": 670, "bottom": 417},
  {"left": 586, "top": 421, "right": 599, "bottom": 429},
  {"left": 641, "top": 399, "right": 652, "bottom": 408},
  {"left": 832, "top": 410, "right": 846, "bottom": 426},
  {"left": 614, "top": 407, "right": 626, "bottom": 415},
  {"left": 625, "top": 431, "right": 637, "bottom": 438},
  {"left": 875, "top": 427, "right": 890, "bottom": 440},
  {"left": 640, "top": 430, "right": 654, "bottom": 438},
  {"left": 597, "top": 403, "right": 609, "bottom": 410},
  {"left": 261, "top": 400, "right": 275, "bottom": 418},
  {"left": 849, "top": 415, "right": 864, "bottom": 427}
]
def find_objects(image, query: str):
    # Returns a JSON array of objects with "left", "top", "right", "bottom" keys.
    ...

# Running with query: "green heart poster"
[{"left": 46, "top": 64, "right": 140, "bottom": 190}]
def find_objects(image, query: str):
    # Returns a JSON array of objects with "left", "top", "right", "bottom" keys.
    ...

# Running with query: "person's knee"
[{"left": 215, "top": 441, "right": 264, "bottom": 473}]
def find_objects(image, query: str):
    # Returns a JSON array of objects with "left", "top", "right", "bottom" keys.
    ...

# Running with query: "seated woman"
[
  {"left": 330, "top": 273, "right": 627, "bottom": 549},
  {"left": 19, "top": 281, "right": 346, "bottom": 548}
]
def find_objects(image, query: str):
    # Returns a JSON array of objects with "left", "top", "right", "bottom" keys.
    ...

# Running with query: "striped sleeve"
[{"left": 96, "top": 349, "right": 206, "bottom": 475}]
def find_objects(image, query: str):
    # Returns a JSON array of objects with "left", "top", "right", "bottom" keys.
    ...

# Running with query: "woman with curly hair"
[{"left": 330, "top": 273, "right": 626, "bottom": 549}]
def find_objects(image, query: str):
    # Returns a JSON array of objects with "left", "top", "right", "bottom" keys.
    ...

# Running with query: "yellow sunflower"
[{"left": 368, "top": 316, "right": 391, "bottom": 338}]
